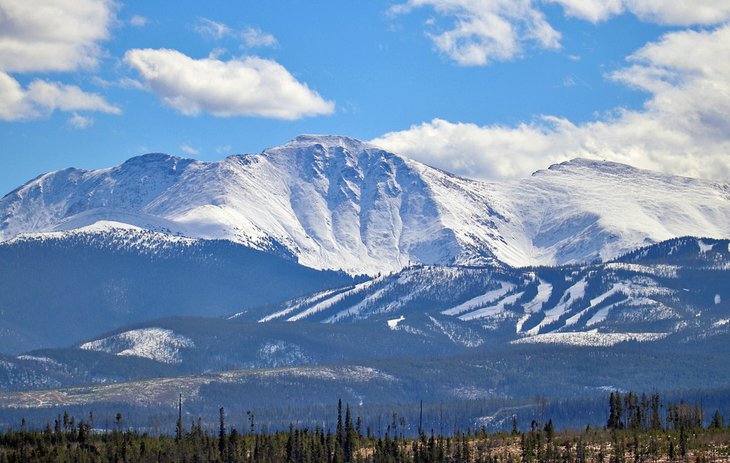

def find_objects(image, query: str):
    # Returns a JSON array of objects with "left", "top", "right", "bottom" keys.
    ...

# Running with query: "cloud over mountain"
[
  {"left": 125, "top": 48, "right": 335, "bottom": 119},
  {"left": 374, "top": 24, "right": 730, "bottom": 181}
]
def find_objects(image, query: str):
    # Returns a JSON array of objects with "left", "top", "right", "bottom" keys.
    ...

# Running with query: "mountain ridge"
[{"left": 1, "top": 135, "right": 729, "bottom": 274}]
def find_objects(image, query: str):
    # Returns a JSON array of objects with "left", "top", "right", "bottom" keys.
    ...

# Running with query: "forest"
[{"left": 0, "top": 392, "right": 728, "bottom": 462}]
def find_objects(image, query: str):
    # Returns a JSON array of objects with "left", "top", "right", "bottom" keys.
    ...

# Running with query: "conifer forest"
[{"left": 0, "top": 393, "right": 728, "bottom": 463}]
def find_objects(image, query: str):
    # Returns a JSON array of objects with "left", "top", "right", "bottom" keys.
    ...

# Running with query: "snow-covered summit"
[
  {"left": 1, "top": 135, "right": 729, "bottom": 274},
  {"left": 499, "top": 158, "right": 730, "bottom": 264}
]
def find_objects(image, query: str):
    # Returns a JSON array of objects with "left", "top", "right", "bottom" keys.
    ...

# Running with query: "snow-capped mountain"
[{"left": 1, "top": 135, "right": 729, "bottom": 274}]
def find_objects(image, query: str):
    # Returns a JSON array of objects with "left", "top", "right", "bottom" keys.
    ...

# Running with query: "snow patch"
[
  {"left": 525, "top": 278, "right": 587, "bottom": 335},
  {"left": 80, "top": 328, "right": 194, "bottom": 364},
  {"left": 513, "top": 330, "right": 669, "bottom": 347},
  {"left": 586, "top": 302, "right": 623, "bottom": 327},
  {"left": 564, "top": 283, "right": 628, "bottom": 328},
  {"left": 16, "top": 355, "right": 62, "bottom": 367},
  {"left": 258, "top": 288, "right": 342, "bottom": 322},
  {"left": 459, "top": 291, "right": 524, "bottom": 321},
  {"left": 256, "top": 341, "right": 310, "bottom": 368},
  {"left": 427, "top": 315, "right": 484, "bottom": 347},
  {"left": 441, "top": 282, "right": 515, "bottom": 316},
  {"left": 522, "top": 280, "right": 552, "bottom": 313},
  {"left": 387, "top": 315, "right": 405, "bottom": 330},
  {"left": 698, "top": 240, "right": 714, "bottom": 253},
  {"left": 288, "top": 279, "right": 381, "bottom": 321}
]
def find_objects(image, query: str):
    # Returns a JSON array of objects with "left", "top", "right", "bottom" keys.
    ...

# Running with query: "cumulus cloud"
[
  {"left": 0, "top": 72, "right": 121, "bottom": 121},
  {"left": 390, "top": 0, "right": 561, "bottom": 65},
  {"left": 373, "top": 24, "right": 730, "bottom": 182},
  {"left": 393, "top": 0, "right": 730, "bottom": 65},
  {"left": 0, "top": 0, "right": 115, "bottom": 72},
  {"left": 545, "top": 0, "right": 623, "bottom": 22},
  {"left": 547, "top": 0, "right": 730, "bottom": 25},
  {"left": 618, "top": 0, "right": 730, "bottom": 26},
  {"left": 124, "top": 48, "right": 334, "bottom": 119},
  {"left": 0, "top": 0, "right": 119, "bottom": 121}
]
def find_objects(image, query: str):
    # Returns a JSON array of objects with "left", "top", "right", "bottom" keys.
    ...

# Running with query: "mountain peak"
[
  {"left": 283, "top": 134, "right": 377, "bottom": 153},
  {"left": 121, "top": 152, "right": 191, "bottom": 167},
  {"left": 538, "top": 158, "right": 641, "bottom": 175}
]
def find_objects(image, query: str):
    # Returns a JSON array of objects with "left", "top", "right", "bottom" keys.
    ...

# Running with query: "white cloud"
[
  {"left": 124, "top": 48, "right": 334, "bottom": 119},
  {"left": 373, "top": 25, "right": 730, "bottom": 182},
  {"left": 0, "top": 72, "right": 121, "bottom": 121},
  {"left": 0, "top": 0, "right": 115, "bottom": 72},
  {"left": 0, "top": 0, "right": 119, "bottom": 122},
  {"left": 548, "top": 0, "right": 730, "bottom": 25},
  {"left": 67, "top": 113, "right": 94, "bottom": 129},
  {"left": 391, "top": 0, "right": 561, "bottom": 66},
  {"left": 620, "top": 0, "right": 730, "bottom": 26},
  {"left": 241, "top": 27, "right": 278, "bottom": 48},
  {"left": 393, "top": 0, "right": 730, "bottom": 65},
  {"left": 545, "top": 0, "right": 623, "bottom": 22},
  {"left": 130, "top": 15, "right": 149, "bottom": 28},
  {"left": 194, "top": 18, "right": 233, "bottom": 40},
  {"left": 194, "top": 18, "right": 278, "bottom": 49},
  {"left": 180, "top": 144, "right": 200, "bottom": 155}
]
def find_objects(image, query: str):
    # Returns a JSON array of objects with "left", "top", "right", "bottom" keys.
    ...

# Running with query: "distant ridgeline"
[{"left": 0, "top": 392, "right": 727, "bottom": 463}]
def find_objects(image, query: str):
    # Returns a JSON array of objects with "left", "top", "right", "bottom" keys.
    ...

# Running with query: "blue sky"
[{"left": 2, "top": 1, "right": 730, "bottom": 195}]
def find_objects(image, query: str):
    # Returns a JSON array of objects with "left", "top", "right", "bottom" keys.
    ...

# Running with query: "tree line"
[{"left": 0, "top": 392, "right": 727, "bottom": 462}]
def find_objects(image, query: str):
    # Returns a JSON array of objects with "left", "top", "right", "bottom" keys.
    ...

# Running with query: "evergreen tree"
[
  {"left": 544, "top": 419, "right": 554, "bottom": 442},
  {"left": 344, "top": 404, "right": 356, "bottom": 462},
  {"left": 679, "top": 426, "right": 687, "bottom": 459},
  {"left": 709, "top": 410, "right": 724, "bottom": 430},
  {"left": 608, "top": 392, "right": 618, "bottom": 429},
  {"left": 650, "top": 392, "right": 662, "bottom": 431},
  {"left": 218, "top": 407, "right": 227, "bottom": 460},
  {"left": 336, "top": 399, "right": 344, "bottom": 448}
]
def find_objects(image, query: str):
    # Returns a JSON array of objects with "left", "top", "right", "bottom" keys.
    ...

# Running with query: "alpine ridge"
[{"left": 1, "top": 135, "right": 729, "bottom": 274}]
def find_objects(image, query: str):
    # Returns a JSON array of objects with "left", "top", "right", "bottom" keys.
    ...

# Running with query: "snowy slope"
[
  {"left": 255, "top": 237, "right": 730, "bottom": 348},
  {"left": 80, "top": 328, "right": 194, "bottom": 364},
  {"left": 2, "top": 136, "right": 729, "bottom": 274},
  {"left": 491, "top": 160, "right": 730, "bottom": 265}
]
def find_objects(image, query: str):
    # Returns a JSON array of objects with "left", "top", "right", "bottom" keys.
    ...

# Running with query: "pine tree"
[
  {"left": 176, "top": 393, "right": 183, "bottom": 442},
  {"left": 336, "top": 399, "right": 344, "bottom": 448},
  {"left": 344, "top": 404, "right": 355, "bottom": 462},
  {"left": 709, "top": 410, "right": 724, "bottom": 430},
  {"left": 544, "top": 419, "right": 554, "bottom": 442},
  {"left": 228, "top": 428, "right": 239, "bottom": 463},
  {"left": 679, "top": 426, "right": 687, "bottom": 458},
  {"left": 616, "top": 392, "right": 624, "bottom": 429},
  {"left": 286, "top": 424, "right": 295, "bottom": 463},
  {"left": 650, "top": 392, "right": 662, "bottom": 430},
  {"left": 218, "top": 407, "right": 227, "bottom": 460}
]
